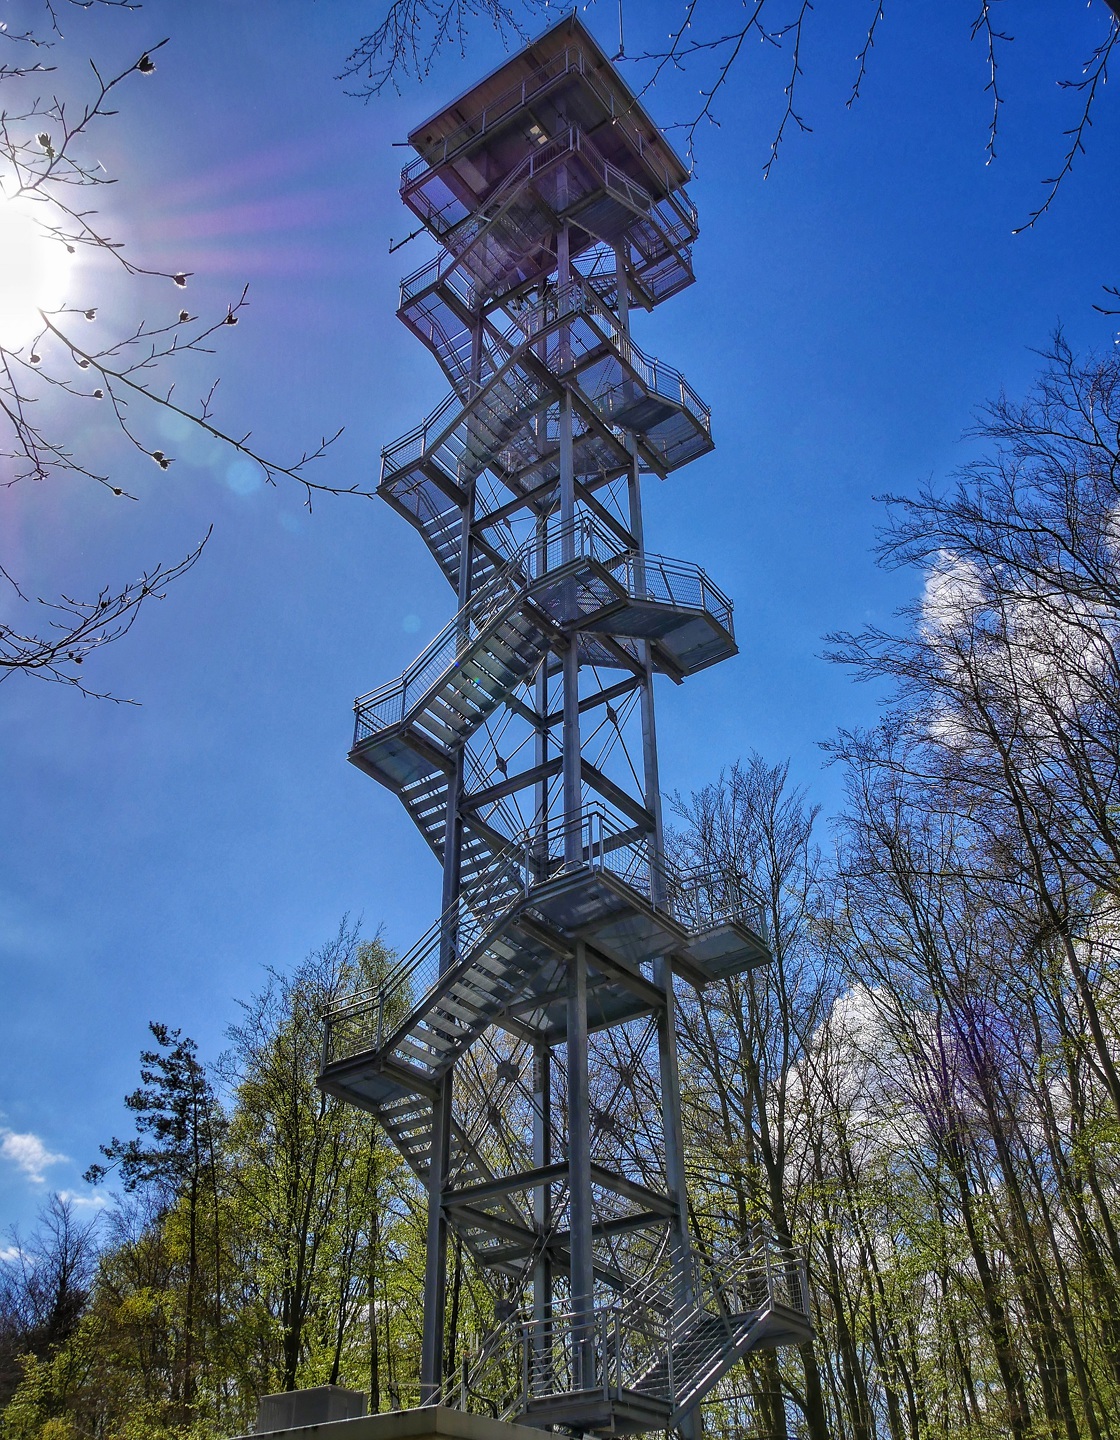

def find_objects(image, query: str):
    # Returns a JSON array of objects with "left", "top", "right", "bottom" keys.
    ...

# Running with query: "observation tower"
[{"left": 320, "top": 15, "right": 811, "bottom": 1434}]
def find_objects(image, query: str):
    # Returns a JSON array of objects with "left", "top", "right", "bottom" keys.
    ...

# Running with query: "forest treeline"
[{"left": 3, "top": 339, "right": 1120, "bottom": 1440}]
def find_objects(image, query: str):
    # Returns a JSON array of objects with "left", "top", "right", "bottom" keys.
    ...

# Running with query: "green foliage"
[{"left": 1, "top": 923, "right": 433, "bottom": 1440}]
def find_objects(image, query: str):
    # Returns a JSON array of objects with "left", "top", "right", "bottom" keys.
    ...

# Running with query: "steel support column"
[
  {"left": 618, "top": 243, "right": 699, "bottom": 1337},
  {"left": 532, "top": 1042, "right": 553, "bottom": 1384},
  {"left": 566, "top": 938, "right": 595, "bottom": 1388},
  {"left": 420, "top": 1072, "right": 453, "bottom": 1401}
]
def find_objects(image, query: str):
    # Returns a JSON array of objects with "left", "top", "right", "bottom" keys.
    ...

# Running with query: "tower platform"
[{"left": 237, "top": 1404, "right": 545, "bottom": 1440}]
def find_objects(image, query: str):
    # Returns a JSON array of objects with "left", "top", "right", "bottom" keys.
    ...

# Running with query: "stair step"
[
  {"left": 432, "top": 994, "right": 484, "bottom": 1025},
  {"left": 381, "top": 1095, "right": 428, "bottom": 1117},
  {"left": 412, "top": 710, "right": 459, "bottom": 747},
  {"left": 445, "top": 967, "right": 507, "bottom": 1003},
  {"left": 393, "top": 1035, "right": 449, "bottom": 1067},
  {"left": 426, "top": 691, "right": 479, "bottom": 730}
]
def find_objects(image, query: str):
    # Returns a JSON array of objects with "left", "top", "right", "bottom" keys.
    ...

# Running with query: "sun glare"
[{"left": 0, "top": 193, "right": 73, "bottom": 348}]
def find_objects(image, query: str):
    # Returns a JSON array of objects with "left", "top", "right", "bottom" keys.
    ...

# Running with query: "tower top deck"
[{"left": 403, "top": 13, "right": 690, "bottom": 209}]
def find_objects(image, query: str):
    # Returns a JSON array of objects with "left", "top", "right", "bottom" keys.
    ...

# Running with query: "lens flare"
[{"left": 0, "top": 195, "right": 72, "bottom": 348}]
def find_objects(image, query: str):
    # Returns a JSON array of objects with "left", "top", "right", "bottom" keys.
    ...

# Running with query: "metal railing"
[
  {"left": 598, "top": 549, "right": 733, "bottom": 633},
  {"left": 348, "top": 518, "right": 606, "bottom": 746},
  {"left": 414, "top": 1233, "right": 809, "bottom": 1423},
  {"left": 321, "top": 834, "right": 535, "bottom": 1071},
  {"left": 352, "top": 555, "right": 529, "bottom": 742},
  {"left": 407, "top": 126, "right": 587, "bottom": 240},
  {"left": 399, "top": 257, "right": 530, "bottom": 391},
  {"left": 669, "top": 865, "right": 767, "bottom": 941},
  {"left": 408, "top": 125, "right": 690, "bottom": 276},
  {"left": 501, "top": 271, "right": 711, "bottom": 434},
  {"left": 534, "top": 804, "right": 667, "bottom": 908},
  {"left": 509, "top": 1237, "right": 809, "bottom": 1413}
]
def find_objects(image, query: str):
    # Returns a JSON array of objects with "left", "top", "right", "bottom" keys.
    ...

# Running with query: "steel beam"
[{"left": 460, "top": 756, "right": 562, "bottom": 811}]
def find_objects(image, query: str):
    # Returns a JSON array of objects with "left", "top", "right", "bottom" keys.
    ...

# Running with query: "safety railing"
[
  {"left": 669, "top": 865, "right": 767, "bottom": 940},
  {"left": 380, "top": 389, "right": 462, "bottom": 486},
  {"left": 502, "top": 271, "right": 712, "bottom": 436},
  {"left": 407, "top": 125, "right": 691, "bottom": 284},
  {"left": 505, "top": 1236, "right": 810, "bottom": 1414},
  {"left": 399, "top": 256, "right": 532, "bottom": 388},
  {"left": 323, "top": 814, "right": 767, "bottom": 1077},
  {"left": 321, "top": 805, "right": 685, "bottom": 1072},
  {"left": 353, "top": 511, "right": 732, "bottom": 751},
  {"left": 352, "top": 553, "right": 530, "bottom": 743},
  {"left": 517, "top": 1306, "right": 669, "bottom": 1404},
  {"left": 408, "top": 126, "right": 586, "bottom": 240},
  {"left": 349, "top": 517, "right": 626, "bottom": 747},
  {"left": 518, "top": 801, "right": 763, "bottom": 946},
  {"left": 380, "top": 353, "right": 552, "bottom": 497},
  {"left": 402, "top": 46, "right": 587, "bottom": 184},
  {"left": 603, "top": 550, "right": 733, "bottom": 634},
  {"left": 521, "top": 804, "right": 668, "bottom": 914}
]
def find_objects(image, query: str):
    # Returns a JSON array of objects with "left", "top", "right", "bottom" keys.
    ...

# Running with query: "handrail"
[
  {"left": 668, "top": 864, "right": 767, "bottom": 940},
  {"left": 324, "top": 799, "right": 764, "bottom": 1069},
  {"left": 407, "top": 123, "right": 694, "bottom": 274},
  {"left": 322, "top": 831, "right": 535, "bottom": 1067},
  {"left": 506, "top": 271, "right": 712, "bottom": 432},
  {"left": 352, "top": 539, "right": 534, "bottom": 740},
  {"left": 505, "top": 1236, "right": 810, "bottom": 1410},
  {"left": 409, "top": 125, "right": 591, "bottom": 241}
]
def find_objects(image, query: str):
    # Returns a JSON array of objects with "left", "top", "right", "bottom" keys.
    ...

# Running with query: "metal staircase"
[
  {"left": 431, "top": 1237, "right": 811, "bottom": 1433},
  {"left": 321, "top": 13, "right": 811, "bottom": 1432}
]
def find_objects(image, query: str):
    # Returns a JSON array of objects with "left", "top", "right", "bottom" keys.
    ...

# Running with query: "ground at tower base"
[{"left": 239, "top": 1404, "right": 547, "bottom": 1440}]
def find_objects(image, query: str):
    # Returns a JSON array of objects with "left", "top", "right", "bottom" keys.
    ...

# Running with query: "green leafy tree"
[{"left": 86, "top": 1024, "right": 228, "bottom": 1425}]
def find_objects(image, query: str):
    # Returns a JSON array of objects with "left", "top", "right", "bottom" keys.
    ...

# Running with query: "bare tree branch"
[
  {"left": 345, "top": 0, "right": 1119, "bottom": 215},
  {"left": 970, "top": 0, "right": 1012, "bottom": 166},
  {"left": 1013, "top": 18, "right": 1118, "bottom": 233},
  {"left": 339, "top": 0, "right": 549, "bottom": 99},
  {"left": 0, "top": 530, "right": 209, "bottom": 700}
]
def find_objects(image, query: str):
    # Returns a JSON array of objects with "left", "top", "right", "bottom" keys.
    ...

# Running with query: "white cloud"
[
  {"left": 0, "top": 1127, "right": 68, "bottom": 1184},
  {"left": 0, "top": 1244, "right": 20, "bottom": 1264},
  {"left": 920, "top": 551, "right": 984, "bottom": 638},
  {"left": 919, "top": 548, "right": 1119, "bottom": 749},
  {"left": 56, "top": 1189, "right": 106, "bottom": 1210}
]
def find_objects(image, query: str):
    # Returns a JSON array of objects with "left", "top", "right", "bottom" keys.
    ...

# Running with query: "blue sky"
[{"left": 1, "top": 0, "right": 1117, "bottom": 1230}]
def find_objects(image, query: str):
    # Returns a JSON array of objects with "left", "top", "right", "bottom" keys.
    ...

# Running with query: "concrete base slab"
[{"left": 236, "top": 1404, "right": 545, "bottom": 1440}]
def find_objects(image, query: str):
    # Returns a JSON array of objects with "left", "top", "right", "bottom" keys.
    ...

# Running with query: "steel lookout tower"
[{"left": 320, "top": 14, "right": 812, "bottom": 1434}]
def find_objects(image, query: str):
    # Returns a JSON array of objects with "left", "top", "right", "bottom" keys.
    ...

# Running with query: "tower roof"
[{"left": 405, "top": 11, "right": 690, "bottom": 201}]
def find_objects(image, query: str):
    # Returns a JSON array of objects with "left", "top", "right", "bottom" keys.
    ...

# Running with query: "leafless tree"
[
  {"left": 814, "top": 336, "right": 1120, "bottom": 1437},
  {"left": 669, "top": 755, "right": 835, "bottom": 1440},
  {"left": 830, "top": 337, "right": 1120, "bottom": 1122}
]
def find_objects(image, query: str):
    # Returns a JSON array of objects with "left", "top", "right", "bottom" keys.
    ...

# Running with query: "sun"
[{"left": 0, "top": 192, "right": 73, "bottom": 349}]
